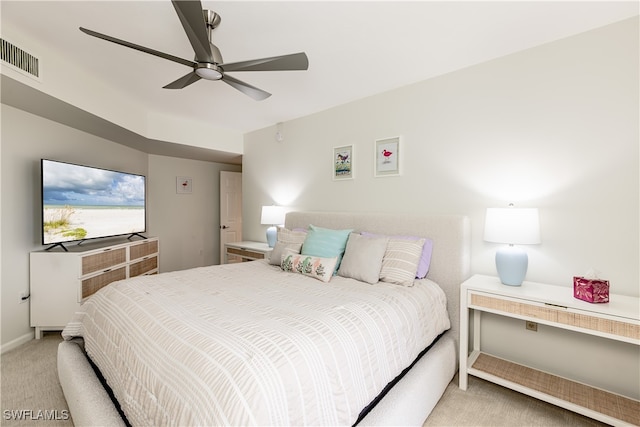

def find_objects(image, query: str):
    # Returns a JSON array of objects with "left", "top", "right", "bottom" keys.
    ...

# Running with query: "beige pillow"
[
  {"left": 338, "top": 233, "right": 389, "bottom": 284},
  {"left": 277, "top": 226, "right": 307, "bottom": 244},
  {"left": 268, "top": 227, "right": 307, "bottom": 265},
  {"left": 269, "top": 241, "right": 303, "bottom": 265},
  {"left": 379, "top": 238, "right": 426, "bottom": 286}
]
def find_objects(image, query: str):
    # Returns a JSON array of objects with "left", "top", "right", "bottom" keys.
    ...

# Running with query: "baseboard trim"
[{"left": 1, "top": 331, "right": 35, "bottom": 354}]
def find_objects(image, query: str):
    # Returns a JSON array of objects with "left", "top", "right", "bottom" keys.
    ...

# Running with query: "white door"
[{"left": 220, "top": 171, "right": 243, "bottom": 263}]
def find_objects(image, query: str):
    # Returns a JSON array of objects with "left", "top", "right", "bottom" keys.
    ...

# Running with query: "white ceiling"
[{"left": 2, "top": 1, "right": 638, "bottom": 136}]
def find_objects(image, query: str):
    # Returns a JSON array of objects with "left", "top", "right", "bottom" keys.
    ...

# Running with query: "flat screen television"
[{"left": 41, "top": 159, "right": 146, "bottom": 250}]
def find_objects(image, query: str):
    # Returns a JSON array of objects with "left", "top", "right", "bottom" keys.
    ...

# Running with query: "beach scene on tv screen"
[{"left": 42, "top": 161, "right": 145, "bottom": 244}]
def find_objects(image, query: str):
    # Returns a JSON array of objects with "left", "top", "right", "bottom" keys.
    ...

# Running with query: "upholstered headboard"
[{"left": 285, "top": 211, "right": 471, "bottom": 358}]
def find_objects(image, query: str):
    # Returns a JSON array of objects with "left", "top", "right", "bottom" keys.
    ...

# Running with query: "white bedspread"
[{"left": 62, "top": 260, "right": 450, "bottom": 426}]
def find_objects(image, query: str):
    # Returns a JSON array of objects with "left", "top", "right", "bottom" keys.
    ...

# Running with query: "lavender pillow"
[{"left": 361, "top": 232, "right": 433, "bottom": 278}]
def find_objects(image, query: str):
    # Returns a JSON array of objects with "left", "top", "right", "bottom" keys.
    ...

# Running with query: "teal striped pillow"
[{"left": 301, "top": 225, "right": 353, "bottom": 273}]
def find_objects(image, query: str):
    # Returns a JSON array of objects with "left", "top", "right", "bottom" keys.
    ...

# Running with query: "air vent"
[{"left": 1, "top": 38, "right": 40, "bottom": 79}]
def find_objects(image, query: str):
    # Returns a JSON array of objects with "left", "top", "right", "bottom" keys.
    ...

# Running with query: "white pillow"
[{"left": 338, "top": 233, "right": 389, "bottom": 284}]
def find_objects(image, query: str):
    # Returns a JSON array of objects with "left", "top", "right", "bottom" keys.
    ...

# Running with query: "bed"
[{"left": 58, "top": 211, "right": 470, "bottom": 426}]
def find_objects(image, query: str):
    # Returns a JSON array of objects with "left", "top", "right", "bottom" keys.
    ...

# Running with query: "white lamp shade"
[
  {"left": 484, "top": 208, "right": 541, "bottom": 245},
  {"left": 260, "top": 205, "right": 285, "bottom": 225}
]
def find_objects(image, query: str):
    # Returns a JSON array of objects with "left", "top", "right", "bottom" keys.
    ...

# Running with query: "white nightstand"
[
  {"left": 224, "top": 241, "right": 272, "bottom": 263},
  {"left": 459, "top": 274, "right": 639, "bottom": 426}
]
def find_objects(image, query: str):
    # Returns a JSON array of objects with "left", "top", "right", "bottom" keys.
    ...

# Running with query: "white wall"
[
  {"left": 243, "top": 18, "right": 639, "bottom": 398},
  {"left": 0, "top": 105, "right": 240, "bottom": 350},
  {"left": 244, "top": 17, "right": 639, "bottom": 295},
  {"left": 148, "top": 155, "right": 241, "bottom": 272}
]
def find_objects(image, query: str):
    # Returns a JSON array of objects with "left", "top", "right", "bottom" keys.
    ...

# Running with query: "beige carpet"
[
  {"left": 1, "top": 333, "right": 606, "bottom": 427},
  {"left": 424, "top": 375, "right": 606, "bottom": 427},
  {"left": 1, "top": 333, "right": 72, "bottom": 427}
]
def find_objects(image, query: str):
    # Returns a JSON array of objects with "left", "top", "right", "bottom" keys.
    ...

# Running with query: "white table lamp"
[
  {"left": 261, "top": 206, "right": 285, "bottom": 248},
  {"left": 484, "top": 206, "right": 540, "bottom": 286}
]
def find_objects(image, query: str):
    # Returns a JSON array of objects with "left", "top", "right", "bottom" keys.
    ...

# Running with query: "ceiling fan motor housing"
[{"left": 203, "top": 10, "right": 221, "bottom": 30}]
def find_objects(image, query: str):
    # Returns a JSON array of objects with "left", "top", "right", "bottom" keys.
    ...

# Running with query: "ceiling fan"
[{"left": 79, "top": 0, "right": 309, "bottom": 101}]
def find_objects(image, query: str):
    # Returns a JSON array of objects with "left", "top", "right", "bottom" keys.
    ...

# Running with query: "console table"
[{"left": 459, "top": 274, "right": 639, "bottom": 426}]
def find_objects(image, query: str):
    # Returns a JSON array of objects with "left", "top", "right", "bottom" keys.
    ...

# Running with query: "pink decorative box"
[{"left": 573, "top": 276, "right": 609, "bottom": 303}]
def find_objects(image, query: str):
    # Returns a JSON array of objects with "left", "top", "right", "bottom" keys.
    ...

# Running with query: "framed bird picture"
[
  {"left": 333, "top": 145, "right": 354, "bottom": 180},
  {"left": 375, "top": 136, "right": 400, "bottom": 177},
  {"left": 176, "top": 176, "right": 193, "bottom": 193}
]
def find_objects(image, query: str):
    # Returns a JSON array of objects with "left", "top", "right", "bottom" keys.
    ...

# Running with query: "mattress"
[{"left": 62, "top": 260, "right": 450, "bottom": 426}]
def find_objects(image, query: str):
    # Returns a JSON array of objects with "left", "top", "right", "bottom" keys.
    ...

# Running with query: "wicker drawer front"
[
  {"left": 82, "top": 248, "right": 126, "bottom": 275},
  {"left": 471, "top": 293, "right": 639, "bottom": 340},
  {"left": 81, "top": 267, "right": 126, "bottom": 299},
  {"left": 130, "top": 240, "right": 158, "bottom": 260},
  {"left": 556, "top": 311, "right": 639, "bottom": 340},
  {"left": 130, "top": 257, "right": 158, "bottom": 277},
  {"left": 471, "top": 294, "right": 558, "bottom": 322},
  {"left": 227, "top": 247, "right": 264, "bottom": 259}
]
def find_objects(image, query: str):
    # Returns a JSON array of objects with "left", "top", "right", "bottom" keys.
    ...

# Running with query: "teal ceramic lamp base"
[{"left": 495, "top": 245, "right": 528, "bottom": 286}]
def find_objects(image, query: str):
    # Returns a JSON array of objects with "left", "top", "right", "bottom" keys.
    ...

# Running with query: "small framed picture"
[
  {"left": 333, "top": 145, "right": 354, "bottom": 180},
  {"left": 176, "top": 176, "right": 193, "bottom": 193},
  {"left": 375, "top": 137, "right": 400, "bottom": 177}
]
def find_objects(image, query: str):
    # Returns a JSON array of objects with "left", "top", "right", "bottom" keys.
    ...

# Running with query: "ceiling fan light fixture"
[{"left": 195, "top": 64, "right": 222, "bottom": 80}]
